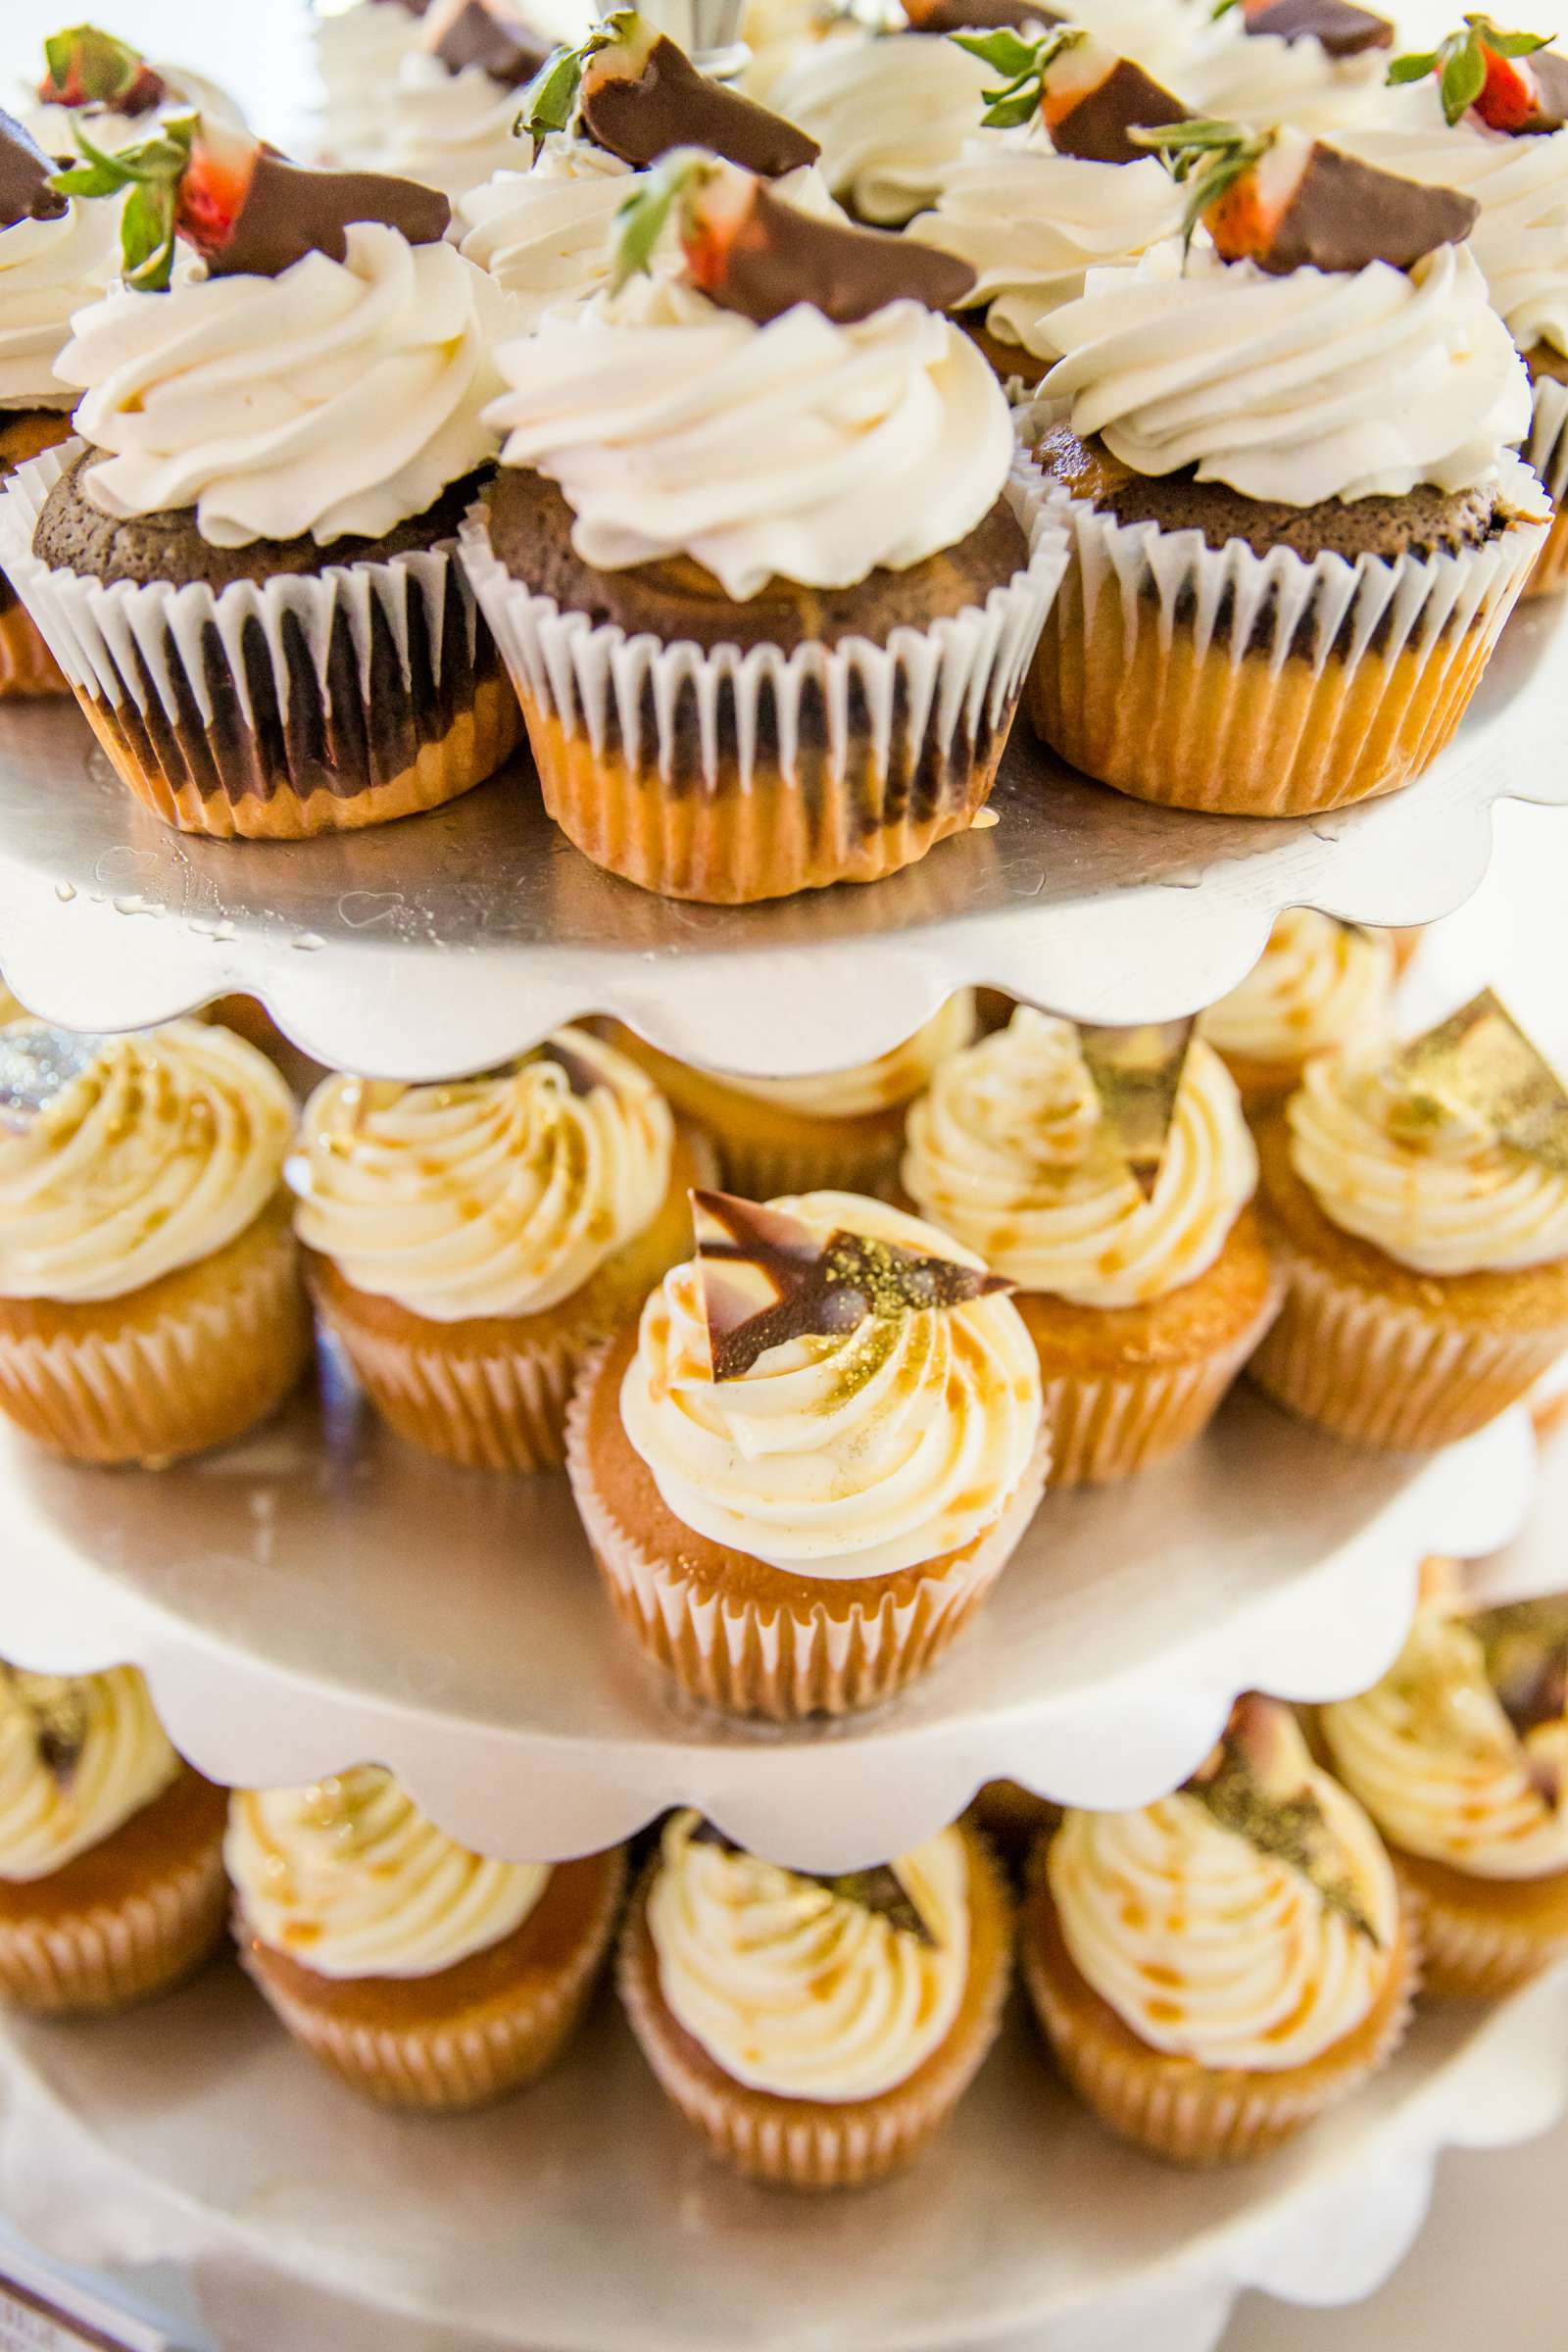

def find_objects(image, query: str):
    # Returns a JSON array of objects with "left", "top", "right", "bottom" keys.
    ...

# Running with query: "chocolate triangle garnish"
[
  {"left": 1381, "top": 990, "right": 1568, "bottom": 1175},
  {"left": 1078, "top": 1019, "right": 1194, "bottom": 1199},
  {"left": 575, "top": 21, "right": 818, "bottom": 177},
  {"left": 1, "top": 1667, "right": 89, "bottom": 1786},
  {"left": 693, "top": 1189, "right": 1008, "bottom": 1382},
  {"left": 689, "top": 1821, "right": 938, "bottom": 1944},
  {"left": 424, "top": 0, "right": 555, "bottom": 86},
  {"left": 0, "top": 110, "right": 70, "bottom": 229},
  {"left": 1188, "top": 1695, "right": 1380, "bottom": 1942},
  {"left": 1468, "top": 1599, "right": 1568, "bottom": 1804},
  {"left": 1242, "top": 0, "right": 1393, "bottom": 55}
]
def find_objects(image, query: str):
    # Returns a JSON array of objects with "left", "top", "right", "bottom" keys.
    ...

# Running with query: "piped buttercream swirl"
[
  {"left": 0, "top": 198, "right": 121, "bottom": 412},
  {"left": 1200, "top": 912, "right": 1396, "bottom": 1074},
  {"left": 0, "top": 1666, "right": 179, "bottom": 1883},
  {"left": 719, "top": 994, "right": 974, "bottom": 1119}
]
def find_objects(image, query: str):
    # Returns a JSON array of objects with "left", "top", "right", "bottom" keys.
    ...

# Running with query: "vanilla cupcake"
[
  {"left": 619, "top": 1810, "right": 1012, "bottom": 2185},
  {"left": 567, "top": 1188, "right": 1047, "bottom": 1718},
  {"left": 228, "top": 1767, "right": 625, "bottom": 2110},
  {"left": 292, "top": 1027, "right": 706, "bottom": 1471},
  {"left": 903, "top": 1009, "right": 1279, "bottom": 1485},
  {"left": 0, "top": 1665, "right": 227, "bottom": 2015},
  {"left": 1322, "top": 1596, "right": 1568, "bottom": 1995},
  {"left": 1200, "top": 912, "right": 1398, "bottom": 1110},
  {"left": 1250, "top": 993, "right": 1568, "bottom": 1447},
  {"left": 0, "top": 1020, "right": 308, "bottom": 1466},
  {"left": 605, "top": 993, "right": 975, "bottom": 1199},
  {"left": 312, "top": 0, "right": 433, "bottom": 168},
  {"left": 1024, "top": 1697, "right": 1416, "bottom": 2164}
]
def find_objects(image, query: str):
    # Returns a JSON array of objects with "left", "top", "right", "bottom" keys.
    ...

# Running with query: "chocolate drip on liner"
[
  {"left": 426, "top": 0, "right": 555, "bottom": 85},
  {"left": 581, "top": 33, "right": 819, "bottom": 177},
  {"left": 1242, "top": 0, "right": 1394, "bottom": 54},
  {"left": 688, "top": 1822, "right": 938, "bottom": 1944},
  {"left": 0, "top": 110, "right": 70, "bottom": 230}
]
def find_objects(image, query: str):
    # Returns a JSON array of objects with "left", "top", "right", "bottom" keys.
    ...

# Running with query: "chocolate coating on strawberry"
[
  {"left": 906, "top": 0, "right": 1062, "bottom": 31},
  {"left": 213, "top": 150, "right": 452, "bottom": 277},
  {"left": 1050, "top": 57, "right": 1189, "bottom": 161},
  {"left": 424, "top": 0, "right": 554, "bottom": 85},
  {"left": 1238, "top": 0, "right": 1393, "bottom": 56},
  {"left": 0, "top": 111, "right": 70, "bottom": 230},
  {"left": 37, "top": 24, "right": 168, "bottom": 115},
  {"left": 527, "top": 14, "right": 817, "bottom": 176},
  {"left": 961, "top": 25, "right": 1189, "bottom": 159}
]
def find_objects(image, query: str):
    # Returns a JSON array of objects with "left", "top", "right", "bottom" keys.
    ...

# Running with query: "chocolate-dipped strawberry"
[
  {"left": 53, "top": 113, "right": 452, "bottom": 291},
  {"left": 36, "top": 24, "right": 168, "bottom": 117},
  {"left": 521, "top": 10, "right": 818, "bottom": 178},
  {"left": 906, "top": 0, "right": 1063, "bottom": 32},
  {"left": 0, "top": 110, "right": 70, "bottom": 230},
  {"left": 1138, "top": 119, "right": 1479, "bottom": 270},
  {"left": 956, "top": 25, "right": 1189, "bottom": 161},
  {"left": 613, "top": 148, "right": 977, "bottom": 324},
  {"left": 422, "top": 0, "right": 555, "bottom": 86},
  {"left": 1216, "top": 0, "right": 1393, "bottom": 59},
  {"left": 1389, "top": 15, "right": 1568, "bottom": 130}
]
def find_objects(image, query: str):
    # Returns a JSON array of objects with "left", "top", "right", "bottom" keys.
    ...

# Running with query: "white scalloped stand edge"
[
  {"left": 0, "top": 1396, "right": 1537, "bottom": 1875},
  {"left": 0, "top": 1968, "right": 1561, "bottom": 2352}
]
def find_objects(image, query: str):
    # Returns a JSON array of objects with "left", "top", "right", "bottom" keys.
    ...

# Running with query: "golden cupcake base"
[
  {"left": 1520, "top": 505, "right": 1568, "bottom": 601},
  {"left": 1391, "top": 1848, "right": 1568, "bottom": 2000}
]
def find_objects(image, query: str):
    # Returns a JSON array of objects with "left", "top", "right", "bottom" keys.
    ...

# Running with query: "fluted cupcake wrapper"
[
  {"left": 0, "top": 602, "right": 67, "bottom": 698},
  {"left": 0, "top": 1204, "right": 311, "bottom": 1467},
  {"left": 1022, "top": 1880, "right": 1420, "bottom": 2168},
  {"left": 1392, "top": 1852, "right": 1568, "bottom": 2002},
  {"left": 1039, "top": 1322, "right": 1271, "bottom": 1489},
  {"left": 242, "top": 1851, "right": 627, "bottom": 2113},
  {"left": 565, "top": 1350, "right": 1050, "bottom": 1721},
  {"left": 0, "top": 1818, "right": 227, "bottom": 2018},
  {"left": 704, "top": 1116, "right": 906, "bottom": 1205},
  {"left": 1016, "top": 402, "right": 1547, "bottom": 817},
  {"left": 0, "top": 439, "right": 520, "bottom": 839},
  {"left": 617, "top": 1832, "right": 1013, "bottom": 2188},
  {"left": 458, "top": 453, "right": 1067, "bottom": 904},
  {"left": 1523, "top": 375, "right": 1568, "bottom": 601},
  {"left": 1247, "top": 1242, "right": 1568, "bottom": 1451}
]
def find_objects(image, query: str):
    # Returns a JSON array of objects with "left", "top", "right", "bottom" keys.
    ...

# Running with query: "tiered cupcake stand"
[{"left": 0, "top": 572, "right": 1567, "bottom": 2347}]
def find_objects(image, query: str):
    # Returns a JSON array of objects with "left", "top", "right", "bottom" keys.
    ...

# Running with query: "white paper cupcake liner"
[
  {"left": 1527, "top": 373, "right": 1568, "bottom": 509},
  {"left": 1393, "top": 1855, "right": 1568, "bottom": 2001},
  {"left": 458, "top": 454, "right": 1067, "bottom": 900},
  {"left": 0, "top": 439, "right": 519, "bottom": 837},
  {"left": 0, "top": 1818, "right": 227, "bottom": 2016}
]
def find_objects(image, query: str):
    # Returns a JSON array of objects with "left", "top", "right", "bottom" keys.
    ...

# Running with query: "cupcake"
[
  {"left": 0, "top": 1019, "right": 309, "bottom": 1466},
  {"left": 618, "top": 1810, "right": 1012, "bottom": 2185},
  {"left": 1250, "top": 991, "right": 1568, "bottom": 1447},
  {"left": 1180, "top": 0, "right": 1398, "bottom": 136},
  {"left": 0, "top": 120, "right": 522, "bottom": 838},
  {"left": 603, "top": 991, "right": 975, "bottom": 1199},
  {"left": 1342, "top": 19, "right": 1568, "bottom": 596},
  {"left": 291, "top": 1026, "right": 708, "bottom": 1471},
  {"left": 0, "top": 110, "right": 118, "bottom": 697},
  {"left": 1022, "top": 128, "right": 1547, "bottom": 816},
  {"left": 382, "top": 0, "right": 561, "bottom": 204},
  {"left": 22, "top": 23, "right": 246, "bottom": 164},
  {"left": 466, "top": 153, "right": 1065, "bottom": 902},
  {"left": 459, "top": 10, "right": 826, "bottom": 325},
  {"left": 907, "top": 30, "right": 1189, "bottom": 376},
  {"left": 902, "top": 1008, "right": 1279, "bottom": 1485},
  {"left": 0, "top": 1664, "right": 227, "bottom": 2015},
  {"left": 227, "top": 1766, "right": 625, "bottom": 2110},
  {"left": 1199, "top": 911, "right": 1398, "bottom": 1111},
  {"left": 1024, "top": 1696, "right": 1416, "bottom": 2164},
  {"left": 1321, "top": 1594, "right": 1568, "bottom": 1996},
  {"left": 312, "top": 0, "right": 434, "bottom": 168},
  {"left": 566, "top": 1188, "right": 1047, "bottom": 1718}
]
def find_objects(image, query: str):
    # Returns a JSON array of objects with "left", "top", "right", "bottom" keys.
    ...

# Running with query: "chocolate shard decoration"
[
  {"left": 213, "top": 150, "right": 452, "bottom": 276},
  {"left": 1241, "top": 0, "right": 1394, "bottom": 55},
  {"left": 580, "top": 25, "right": 819, "bottom": 177},
  {"left": 0, "top": 109, "right": 70, "bottom": 229},
  {"left": 906, "top": 0, "right": 1063, "bottom": 30},
  {"left": 1530, "top": 47, "right": 1568, "bottom": 125},
  {"left": 689, "top": 1821, "right": 938, "bottom": 1943},
  {"left": 0, "top": 1025, "right": 109, "bottom": 1133},
  {"left": 1078, "top": 1018, "right": 1193, "bottom": 1199},
  {"left": 692, "top": 1188, "right": 1008, "bottom": 1382},
  {"left": 0, "top": 1667, "right": 89, "bottom": 1786},
  {"left": 1253, "top": 139, "right": 1478, "bottom": 274},
  {"left": 1049, "top": 57, "right": 1191, "bottom": 163},
  {"left": 529, "top": 1037, "right": 604, "bottom": 1098},
  {"left": 424, "top": 0, "right": 556, "bottom": 86},
  {"left": 1468, "top": 1599, "right": 1568, "bottom": 1803},
  {"left": 1380, "top": 989, "right": 1568, "bottom": 1174},
  {"left": 1188, "top": 1695, "right": 1381, "bottom": 1942}
]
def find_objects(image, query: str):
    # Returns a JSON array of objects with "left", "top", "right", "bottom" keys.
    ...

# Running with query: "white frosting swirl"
[
  {"left": 459, "top": 137, "right": 634, "bottom": 325},
  {"left": 313, "top": 1, "right": 429, "bottom": 168},
  {"left": 903, "top": 1009, "right": 1257, "bottom": 1306},
  {"left": 647, "top": 1810, "right": 970, "bottom": 2099},
  {"left": 766, "top": 28, "right": 993, "bottom": 224},
  {"left": 290, "top": 1027, "right": 674, "bottom": 1321},
  {"left": 620, "top": 1189, "right": 1043, "bottom": 1580},
  {"left": 719, "top": 993, "right": 974, "bottom": 1118},
  {"left": 0, "top": 1667, "right": 179, "bottom": 1883},
  {"left": 226, "top": 1767, "right": 549, "bottom": 1981},
  {"left": 382, "top": 52, "right": 535, "bottom": 205},
  {"left": 24, "top": 63, "right": 246, "bottom": 170},
  {"left": 62, "top": 222, "right": 515, "bottom": 547},
  {"left": 1342, "top": 115, "right": 1568, "bottom": 361},
  {"left": 1050, "top": 1738, "right": 1398, "bottom": 2071},
  {"left": 487, "top": 271, "right": 1013, "bottom": 599},
  {"left": 1042, "top": 236, "right": 1532, "bottom": 504},
  {"left": 0, "top": 1019, "right": 296, "bottom": 1306},
  {"left": 1180, "top": 28, "right": 1397, "bottom": 138},
  {"left": 1322, "top": 1607, "right": 1568, "bottom": 1882},
  {"left": 1287, "top": 1048, "right": 1568, "bottom": 1276},
  {"left": 1200, "top": 912, "right": 1396, "bottom": 1073},
  {"left": 910, "top": 129, "right": 1184, "bottom": 361},
  {"left": 0, "top": 199, "right": 121, "bottom": 412}
]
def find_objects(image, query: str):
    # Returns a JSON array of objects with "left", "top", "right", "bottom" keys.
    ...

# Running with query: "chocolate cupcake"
[
  {"left": 467, "top": 151, "right": 1065, "bottom": 901},
  {"left": 1343, "top": 19, "right": 1568, "bottom": 596},
  {"left": 0, "top": 109, "right": 118, "bottom": 696},
  {"left": 1023, "top": 127, "right": 1546, "bottom": 815},
  {"left": 1200, "top": 911, "right": 1398, "bottom": 1110},
  {"left": 0, "top": 120, "right": 523, "bottom": 838}
]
